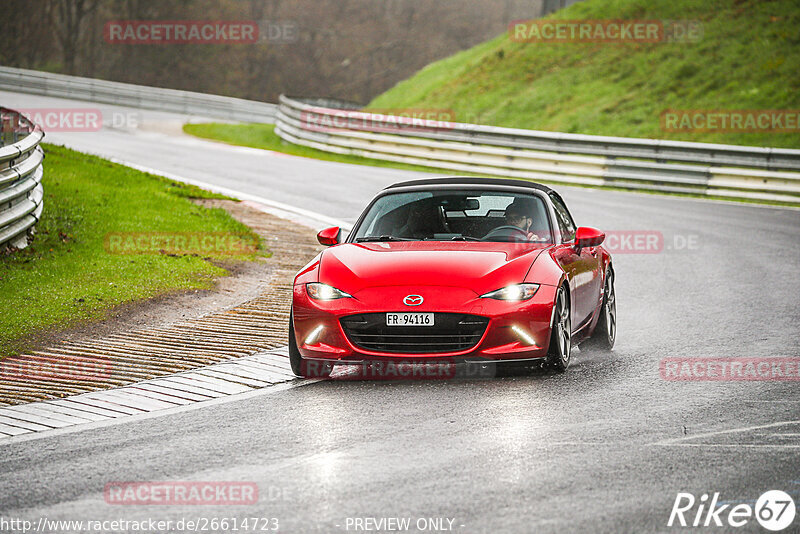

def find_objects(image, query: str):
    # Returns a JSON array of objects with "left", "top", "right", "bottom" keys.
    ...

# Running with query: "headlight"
[
  {"left": 306, "top": 282, "right": 352, "bottom": 300},
  {"left": 480, "top": 283, "right": 539, "bottom": 301}
]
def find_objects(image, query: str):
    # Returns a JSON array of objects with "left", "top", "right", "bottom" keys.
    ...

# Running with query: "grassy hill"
[{"left": 368, "top": 0, "right": 800, "bottom": 148}]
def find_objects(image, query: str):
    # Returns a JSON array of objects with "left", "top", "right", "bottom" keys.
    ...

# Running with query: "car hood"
[{"left": 318, "top": 241, "right": 547, "bottom": 296}]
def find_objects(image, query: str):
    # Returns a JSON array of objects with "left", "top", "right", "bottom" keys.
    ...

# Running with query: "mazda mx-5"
[{"left": 289, "top": 177, "right": 616, "bottom": 377}]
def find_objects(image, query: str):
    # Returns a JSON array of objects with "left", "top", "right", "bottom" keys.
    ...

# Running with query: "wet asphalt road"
[{"left": 0, "top": 92, "right": 798, "bottom": 533}]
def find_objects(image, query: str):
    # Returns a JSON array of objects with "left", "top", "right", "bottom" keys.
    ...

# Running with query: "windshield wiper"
[
  {"left": 450, "top": 236, "right": 482, "bottom": 241},
  {"left": 354, "top": 235, "right": 412, "bottom": 242}
]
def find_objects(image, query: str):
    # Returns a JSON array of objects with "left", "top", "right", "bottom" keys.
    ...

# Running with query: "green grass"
[
  {"left": 368, "top": 0, "right": 800, "bottom": 149},
  {"left": 0, "top": 144, "right": 264, "bottom": 357},
  {"left": 183, "top": 122, "right": 451, "bottom": 175}
]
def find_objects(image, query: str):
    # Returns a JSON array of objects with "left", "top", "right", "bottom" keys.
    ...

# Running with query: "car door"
[{"left": 549, "top": 193, "right": 602, "bottom": 329}]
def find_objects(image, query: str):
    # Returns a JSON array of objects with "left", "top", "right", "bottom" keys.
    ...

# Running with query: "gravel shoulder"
[{"left": 0, "top": 199, "right": 320, "bottom": 406}]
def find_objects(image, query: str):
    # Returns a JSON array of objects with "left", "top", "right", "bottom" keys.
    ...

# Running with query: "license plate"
[{"left": 386, "top": 313, "right": 434, "bottom": 326}]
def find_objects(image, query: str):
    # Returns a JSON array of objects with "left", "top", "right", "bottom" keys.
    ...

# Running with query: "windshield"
[{"left": 350, "top": 189, "right": 552, "bottom": 243}]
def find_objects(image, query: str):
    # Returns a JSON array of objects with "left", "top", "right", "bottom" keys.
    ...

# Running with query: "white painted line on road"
[
  {"left": 195, "top": 369, "right": 274, "bottom": 389},
  {"left": 152, "top": 377, "right": 228, "bottom": 398},
  {"left": 96, "top": 390, "right": 181, "bottom": 411},
  {"left": 2, "top": 404, "right": 95, "bottom": 425},
  {"left": 35, "top": 401, "right": 111, "bottom": 422},
  {"left": 665, "top": 420, "right": 800, "bottom": 441},
  {"left": 0, "top": 414, "right": 51, "bottom": 432},
  {"left": 0, "top": 423, "right": 30, "bottom": 436},
  {"left": 650, "top": 420, "right": 800, "bottom": 448},
  {"left": 106, "top": 157, "right": 353, "bottom": 231},
  {"left": 132, "top": 382, "right": 214, "bottom": 402},
  {"left": 205, "top": 364, "right": 282, "bottom": 384},
  {"left": 121, "top": 387, "right": 194, "bottom": 406},
  {"left": 0, "top": 377, "right": 319, "bottom": 446},
  {"left": 228, "top": 361, "right": 295, "bottom": 382},
  {"left": 211, "top": 362, "right": 282, "bottom": 380},
  {"left": 154, "top": 374, "right": 240, "bottom": 395},
  {"left": 0, "top": 348, "right": 310, "bottom": 445},
  {"left": 53, "top": 399, "right": 130, "bottom": 418},
  {"left": 171, "top": 373, "right": 252, "bottom": 395},
  {"left": 66, "top": 395, "right": 147, "bottom": 415},
  {"left": 0, "top": 409, "right": 72, "bottom": 428},
  {"left": 653, "top": 443, "right": 800, "bottom": 449}
]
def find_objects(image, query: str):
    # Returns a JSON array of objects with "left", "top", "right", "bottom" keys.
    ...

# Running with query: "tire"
[
  {"left": 546, "top": 285, "right": 572, "bottom": 372},
  {"left": 289, "top": 309, "right": 332, "bottom": 378},
  {"left": 584, "top": 268, "right": 616, "bottom": 351}
]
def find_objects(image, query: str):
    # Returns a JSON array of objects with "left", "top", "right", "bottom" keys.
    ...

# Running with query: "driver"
[
  {"left": 397, "top": 200, "right": 439, "bottom": 239},
  {"left": 503, "top": 198, "right": 541, "bottom": 241}
]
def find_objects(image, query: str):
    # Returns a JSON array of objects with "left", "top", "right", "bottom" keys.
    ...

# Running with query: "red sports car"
[{"left": 289, "top": 177, "right": 615, "bottom": 377}]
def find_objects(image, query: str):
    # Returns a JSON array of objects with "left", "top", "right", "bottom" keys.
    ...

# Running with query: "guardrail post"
[
  {"left": 0, "top": 66, "right": 278, "bottom": 124},
  {"left": 0, "top": 107, "right": 46, "bottom": 252},
  {"left": 274, "top": 94, "right": 800, "bottom": 204}
]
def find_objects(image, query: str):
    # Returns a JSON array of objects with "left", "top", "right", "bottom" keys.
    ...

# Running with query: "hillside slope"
[{"left": 368, "top": 0, "right": 800, "bottom": 148}]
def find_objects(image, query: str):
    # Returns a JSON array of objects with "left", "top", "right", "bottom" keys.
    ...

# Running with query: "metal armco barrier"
[
  {"left": 0, "top": 108, "right": 44, "bottom": 250},
  {"left": 275, "top": 95, "right": 800, "bottom": 204},
  {"left": 0, "top": 66, "right": 277, "bottom": 123}
]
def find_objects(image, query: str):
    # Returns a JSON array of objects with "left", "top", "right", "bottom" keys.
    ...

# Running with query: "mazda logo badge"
[{"left": 403, "top": 295, "right": 424, "bottom": 306}]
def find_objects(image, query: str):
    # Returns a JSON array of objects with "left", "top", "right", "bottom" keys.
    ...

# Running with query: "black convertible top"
[{"left": 384, "top": 176, "right": 555, "bottom": 194}]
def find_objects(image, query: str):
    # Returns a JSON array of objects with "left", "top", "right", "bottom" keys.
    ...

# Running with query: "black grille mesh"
[{"left": 340, "top": 313, "right": 489, "bottom": 354}]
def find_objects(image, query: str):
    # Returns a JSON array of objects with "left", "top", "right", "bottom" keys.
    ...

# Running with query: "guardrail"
[
  {"left": 275, "top": 95, "right": 800, "bottom": 204},
  {"left": 0, "top": 108, "right": 44, "bottom": 250},
  {"left": 0, "top": 66, "right": 277, "bottom": 123}
]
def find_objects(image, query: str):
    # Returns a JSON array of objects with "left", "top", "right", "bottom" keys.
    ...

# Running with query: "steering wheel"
[{"left": 482, "top": 225, "right": 530, "bottom": 242}]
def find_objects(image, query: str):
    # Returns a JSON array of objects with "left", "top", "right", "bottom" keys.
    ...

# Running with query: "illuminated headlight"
[
  {"left": 306, "top": 282, "right": 352, "bottom": 300},
  {"left": 480, "top": 284, "right": 539, "bottom": 301}
]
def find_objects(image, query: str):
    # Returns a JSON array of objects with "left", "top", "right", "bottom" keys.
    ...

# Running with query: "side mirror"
[
  {"left": 574, "top": 226, "right": 605, "bottom": 249},
  {"left": 317, "top": 226, "right": 342, "bottom": 246}
]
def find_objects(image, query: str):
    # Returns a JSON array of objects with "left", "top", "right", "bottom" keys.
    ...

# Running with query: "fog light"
[
  {"left": 305, "top": 325, "right": 324, "bottom": 345},
  {"left": 512, "top": 325, "right": 536, "bottom": 346}
]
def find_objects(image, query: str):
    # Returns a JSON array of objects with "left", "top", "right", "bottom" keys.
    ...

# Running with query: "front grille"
[{"left": 340, "top": 313, "right": 489, "bottom": 354}]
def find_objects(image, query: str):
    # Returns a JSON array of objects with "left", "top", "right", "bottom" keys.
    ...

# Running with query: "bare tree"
[
  {"left": 7, "top": 0, "right": 553, "bottom": 102},
  {"left": 1, "top": 1, "right": 56, "bottom": 68},
  {"left": 50, "top": 0, "right": 102, "bottom": 74}
]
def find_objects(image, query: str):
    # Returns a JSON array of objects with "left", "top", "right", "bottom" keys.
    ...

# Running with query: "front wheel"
[
  {"left": 546, "top": 286, "right": 571, "bottom": 372},
  {"left": 584, "top": 269, "right": 616, "bottom": 351},
  {"left": 289, "top": 309, "right": 332, "bottom": 378}
]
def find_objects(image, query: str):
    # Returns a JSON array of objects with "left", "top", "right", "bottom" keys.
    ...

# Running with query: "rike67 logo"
[{"left": 669, "top": 490, "right": 796, "bottom": 531}]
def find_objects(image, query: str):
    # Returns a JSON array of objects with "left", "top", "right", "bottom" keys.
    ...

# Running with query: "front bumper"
[{"left": 292, "top": 284, "right": 557, "bottom": 365}]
